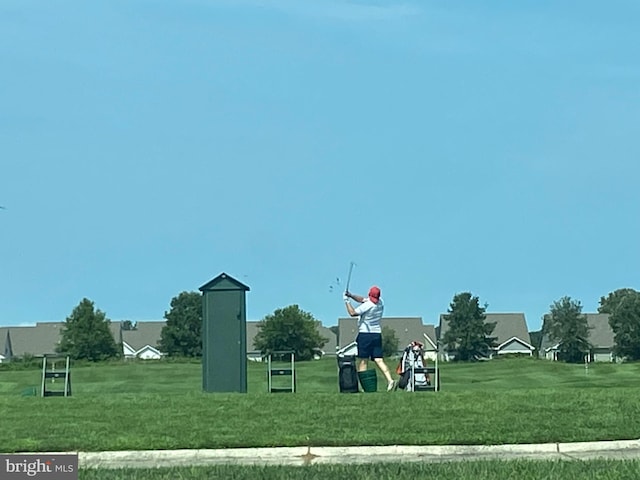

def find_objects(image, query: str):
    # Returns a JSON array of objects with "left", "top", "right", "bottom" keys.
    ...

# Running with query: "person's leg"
[
  {"left": 358, "top": 358, "right": 368, "bottom": 372},
  {"left": 356, "top": 333, "right": 370, "bottom": 372},
  {"left": 373, "top": 357, "right": 394, "bottom": 383},
  {"left": 369, "top": 333, "right": 395, "bottom": 390}
]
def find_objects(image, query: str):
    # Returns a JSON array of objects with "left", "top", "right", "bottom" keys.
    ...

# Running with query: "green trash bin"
[{"left": 358, "top": 369, "right": 378, "bottom": 392}]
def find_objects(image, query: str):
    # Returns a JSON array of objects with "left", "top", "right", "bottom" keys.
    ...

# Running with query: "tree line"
[
  {"left": 53, "top": 291, "right": 400, "bottom": 362},
  {"left": 443, "top": 288, "right": 640, "bottom": 363},
  {"left": 52, "top": 288, "right": 640, "bottom": 363}
]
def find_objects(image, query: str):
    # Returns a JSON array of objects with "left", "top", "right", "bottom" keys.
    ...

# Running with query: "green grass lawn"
[
  {"left": 1, "top": 357, "right": 639, "bottom": 454},
  {"left": 4, "top": 355, "right": 637, "bottom": 395}
]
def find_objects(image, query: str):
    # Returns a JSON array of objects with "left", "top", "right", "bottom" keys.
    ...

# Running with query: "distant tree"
[
  {"left": 543, "top": 296, "right": 591, "bottom": 363},
  {"left": 254, "top": 305, "right": 327, "bottom": 361},
  {"left": 442, "top": 292, "right": 497, "bottom": 361},
  {"left": 159, "top": 291, "right": 202, "bottom": 357},
  {"left": 121, "top": 320, "right": 137, "bottom": 331},
  {"left": 57, "top": 298, "right": 120, "bottom": 361},
  {"left": 381, "top": 326, "right": 399, "bottom": 357},
  {"left": 603, "top": 290, "right": 640, "bottom": 361},
  {"left": 598, "top": 288, "right": 639, "bottom": 314}
]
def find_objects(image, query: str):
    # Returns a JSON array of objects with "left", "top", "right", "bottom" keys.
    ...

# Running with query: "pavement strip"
[{"left": 15, "top": 439, "right": 640, "bottom": 468}]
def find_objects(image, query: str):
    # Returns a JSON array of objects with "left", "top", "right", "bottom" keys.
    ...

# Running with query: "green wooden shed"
[{"left": 199, "top": 272, "right": 250, "bottom": 393}]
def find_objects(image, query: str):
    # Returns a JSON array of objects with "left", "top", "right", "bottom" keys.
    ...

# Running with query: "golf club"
[{"left": 345, "top": 261, "right": 355, "bottom": 293}]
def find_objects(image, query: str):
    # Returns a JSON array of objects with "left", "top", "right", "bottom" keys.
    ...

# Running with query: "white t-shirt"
[{"left": 354, "top": 298, "right": 384, "bottom": 333}]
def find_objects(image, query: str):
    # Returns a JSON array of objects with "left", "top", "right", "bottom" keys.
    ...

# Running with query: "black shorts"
[{"left": 356, "top": 332, "right": 383, "bottom": 360}]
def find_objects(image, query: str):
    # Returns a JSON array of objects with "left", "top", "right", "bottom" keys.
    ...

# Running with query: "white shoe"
[{"left": 387, "top": 380, "right": 396, "bottom": 392}]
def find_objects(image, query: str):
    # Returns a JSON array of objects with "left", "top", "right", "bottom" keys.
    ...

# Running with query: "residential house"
[
  {"left": 540, "top": 313, "right": 615, "bottom": 362},
  {"left": 118, "top": 321, "right": 166, "bottom": 360},
  {"left": 0, "top": 322, "right": 66, "bottom": 361},
  {"left": 246, "top": 321, "right": 262, "bottom": 361},
  {"left": 0, "top": 321, "right": 160, "bottom": 361},
  {"left": 438, "top": 313, "right": 534, "bottom": 361},
  {"left": 0, "top": 328, "right": 10, "bottom": 363},
  {"left": 587, "top": 314, "right": 616, "bottom": 362},
  {"left": 2, "top": 319, "right": 338, "bottom": 361},
  {"left": 317, "top": 325, "right": 338, "bottom": 357}
]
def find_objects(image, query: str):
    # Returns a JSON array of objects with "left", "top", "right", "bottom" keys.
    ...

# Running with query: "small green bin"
[{"left": 358, "top": 369, "right": 378, "bottom": 392}]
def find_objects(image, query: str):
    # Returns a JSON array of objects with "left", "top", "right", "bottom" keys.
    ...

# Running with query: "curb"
[{"left": 18, "top": 440, "right": 640, "bottom": 468}]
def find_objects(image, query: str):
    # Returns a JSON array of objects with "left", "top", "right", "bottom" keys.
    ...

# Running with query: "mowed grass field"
[
  {"left": 1, "top": 357, "right": 640, "bottom": 455},
  {"left": 78, "top": 459, "right": 640, "bottom": 480}
]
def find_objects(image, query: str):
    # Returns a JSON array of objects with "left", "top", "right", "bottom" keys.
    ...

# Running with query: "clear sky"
[{"left": 1, "top": 1, "right": 638, "bottom": 332}]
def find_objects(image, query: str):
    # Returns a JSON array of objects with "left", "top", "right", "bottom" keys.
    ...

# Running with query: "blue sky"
[{"left": 1, "top": 1, "right": 638, "bottom": 331}]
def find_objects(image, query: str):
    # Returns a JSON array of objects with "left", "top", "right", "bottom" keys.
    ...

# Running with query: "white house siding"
[
  {"left": 137, "top": 347, "right": 162, "bottom": 360},
  {"left": 496, "top": 339, "right": 533, "bottom": 356},
  {"left": 546, "top": 348, "right": 614, "bottom": 363},
  {"left": 440, "top": 352, "right": 456, "bottom": 362},
  {"left": 247, "top": 351, "right": 263, "bottom": 362},
  {"left": 424, "top": 351, "right": 437, "bottom": 361},
  {"left": 122, "top": 342, "right": 137, "bottom": 359},
  {"left": 592, "top": 349, "right": 614, "bottom": 362}
]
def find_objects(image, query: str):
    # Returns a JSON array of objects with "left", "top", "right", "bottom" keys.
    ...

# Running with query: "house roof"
[
  {"left": 318, "top": 325, "right": 337, "bottom": 354},
  {"left": 585, "top": 314, "right": 614, "bottom": 348},
  {"left": 0, "top": 323, "right": 66, "bottom": 357},
  {"left": 110, "top": 321, "right": 123, "bottom": 344},
  {"left": 488, "top": 313, "right": 531, "bottom": 346},
  {"left": 1, "top": 328, "right": 11, "bottom": 357},
  {"left": 539, "top": 324, "right": 555, "bottom": 352},
  {"left": 423, "top": 325, "right": 437, "bottom": 350},
  {"left": 121, "top": 321, "right": 165, "bottom": 351},
  {"left": 438, "top": 312, "right": 531, "bottom": 347},
  {"left": 246, "top": 321, "right": 261, "bottom": 352},
  {"left": 338, "top": 317, "right": 436, "bottom": 352},
  {"left": 0, "top": 320, "right": 130, "bottom": 358}
]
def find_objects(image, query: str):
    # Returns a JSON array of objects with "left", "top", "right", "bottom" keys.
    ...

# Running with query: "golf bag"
[
  {"left": 396, "top": 341, "right": 430, "bottom": 391},
  {"left": 337, "top": 355, "right": 359, "bottom": 393}
]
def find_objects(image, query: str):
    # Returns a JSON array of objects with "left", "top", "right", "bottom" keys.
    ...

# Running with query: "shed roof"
[{"left": 199, "top": 272, "right": 250, "bottom": 292}]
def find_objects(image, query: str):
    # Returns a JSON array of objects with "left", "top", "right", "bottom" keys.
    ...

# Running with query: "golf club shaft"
[{"left": 345, "top": 262, "right": 355, "bottom": 292}]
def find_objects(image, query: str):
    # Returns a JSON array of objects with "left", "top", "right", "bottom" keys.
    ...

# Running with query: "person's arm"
[
  {"left": 343, "top": 292, "right": 363, "bottom": 317},
  {"left": 345, "top": 300, "right": 359, "bottom": 317},
  {"left": 346, "top": 291, "right": 365, "bottom": 303}
]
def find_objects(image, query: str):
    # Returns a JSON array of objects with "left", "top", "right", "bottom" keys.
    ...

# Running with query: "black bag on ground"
[
  {"left": 397, "top": 370, "right": 411, "bottom": 390},
  {"left": 337, "top": 355, "right": 359, "bottom": 393}
]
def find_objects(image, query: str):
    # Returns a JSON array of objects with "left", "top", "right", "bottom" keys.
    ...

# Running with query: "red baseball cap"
[{"left": 368, "top": 286, "right": 381, "bottom": 304}]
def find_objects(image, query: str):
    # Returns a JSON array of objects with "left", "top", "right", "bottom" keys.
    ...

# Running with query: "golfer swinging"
[{"left": 344, "top": 286, "right": 395, "bottom": 391}]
